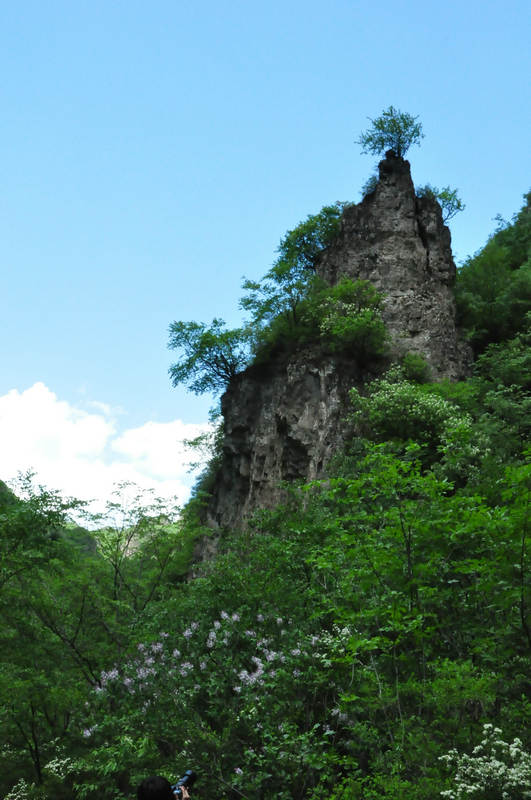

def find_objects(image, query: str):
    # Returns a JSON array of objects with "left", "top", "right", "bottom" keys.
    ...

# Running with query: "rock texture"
[
  {"left": 319, "top": 152, "right": 468, "bottom": 379},
  {"left": 205, "top": 152, "right": 471, "bottom": 531},
  {"left": 206, "top": 352, "right": 362, "bottom": 531}
]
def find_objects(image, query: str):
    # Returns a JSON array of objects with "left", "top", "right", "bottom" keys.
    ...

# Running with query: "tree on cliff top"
[{"left": 357, "top": 105, "right": 424, "bottom": 159}]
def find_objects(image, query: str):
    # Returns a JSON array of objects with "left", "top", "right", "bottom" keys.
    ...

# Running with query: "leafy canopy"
[
  {"left": 416, "top": 183, "right": 465, "bottom": 222},
  {"left": 316, "top": 277, "right": 388, "bottom": 363},
  {"left": 357, "top": 105, "right": 424, "bottom": 159},
  {"left": 456, "top": 192, "right": 531, "bottom": 353},
  {"left": 240, "top": 202, "right": 346, "bottom": 330},
  {"left": 168, "top": 204, "right": 348, "bottom": 395},
  {"left": 168, "top": 318, "right": 251, "bottom": 395}
]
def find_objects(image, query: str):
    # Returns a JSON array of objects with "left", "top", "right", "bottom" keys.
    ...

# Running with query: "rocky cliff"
[
  {"left": 204, "top": 152, "right": 471, "bottom": 532},
  {"left": 319, "top": 152, "right": 468, "bottom": 379}
]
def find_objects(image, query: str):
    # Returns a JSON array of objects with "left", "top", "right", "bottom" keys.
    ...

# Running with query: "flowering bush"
[
  {"left": 350, "top": 372, "right": 472, "bottom": 462},
  {"left": 440, "top": 725, "right": 531, "bottom": 799},
  {"left": 4, "top": 779, "right": 45, "bottom": 800},
  {"left": 75, "top": 611, "right": 350, "bottom": 798},
  {"left": 317, "top": 278, "right": 388, "bottom": 362}
]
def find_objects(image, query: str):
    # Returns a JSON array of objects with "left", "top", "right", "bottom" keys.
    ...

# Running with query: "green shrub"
[
  {"left": 401, "top": 352, "right": 432, "bottom": 383},
  {"left": 350, "top": 372, "right": 471, "bottom": 455},
  {"left": 314, "top": 278, "right": 388, "bottom": 362},
  {"left": 251, "top": 277, "right": 389, "bottom": 366}
]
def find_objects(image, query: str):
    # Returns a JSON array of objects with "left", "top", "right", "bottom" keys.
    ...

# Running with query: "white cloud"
[{"left": 0, "top": 383, "right": 211, "bottom": 511}]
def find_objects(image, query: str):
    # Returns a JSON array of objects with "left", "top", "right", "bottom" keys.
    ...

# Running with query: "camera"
[{"left": 172, "top": 770, "right": 197, "bottom": 798}]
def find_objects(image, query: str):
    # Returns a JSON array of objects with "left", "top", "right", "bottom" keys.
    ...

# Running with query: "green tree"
[
  {"left": 240, "top": 203, "right": 345, "bottom": 331},
  {"left": 0, "top": 473, "right": 83, "bottom": 595},
  {"left": 456, "top": 193, "right": 531, "bottom": 353},
  {"left": 360, "top": 172, "right": 379, "bottom": 198},
  {"left": 0, "top": 478, "right": 192, "bottom": 799},
  {"left": 0, "top": 480, "right": 92, "bottom": 795},
  {"left": 88, "top": 483, "right": 188, "bottom": 613},
  {"left": 302, "top": 446, "right": 531, "bottom": 797},
  {"left": 168, "top": 318, "right": 251, "bottom": 395},
  {"left": 167, "top": 205, "right": 348, "bottom": 396},
  {"left": 416, "top": 184, "right": 465, "bottom": 222},
  {"left": 356, "top": 106, "right": 424, "bottom": 159}
]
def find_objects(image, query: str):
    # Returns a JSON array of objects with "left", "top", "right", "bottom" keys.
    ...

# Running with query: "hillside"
[{"left": 1, "top": 182, "right": 530, "bottom": 799}]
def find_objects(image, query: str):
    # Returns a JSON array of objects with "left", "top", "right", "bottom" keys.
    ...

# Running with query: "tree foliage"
[
  {"left": 0, "top": 481, "right": 189, "bottom": 800},
  {"left": 240, "top": 202, "right": 346, "bottom": 331},
  {"left": 168, "top": 318, "right": 251, "bottom": 395},
  {"left": 167, "top": 204, "right": 347, "bottom": 395},
  {"left": 360, "top": 172, "right": 379, "bottom": 198},
  {"left": 416, "top": 183, "right": 465, "bottom": 222},
  {"left": 316, "top": 278, "right": 388, "bottom": 363},
  {"left": 3, "top": 180, "right": 531, "bottom": 799},
  {"left": 350, "top": 368, "right": 473, "bottom": 466},
  {"left": 456, "top": 192, "right": 531, "bottom": 353},
  {"left": 356, "top": 105, "right": 425, "bottom": 159},
  {"left": 239, "top": 207, "right": 390, "bottom": 366}
]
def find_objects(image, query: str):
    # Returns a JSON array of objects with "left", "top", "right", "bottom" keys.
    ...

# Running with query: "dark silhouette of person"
[{"left": 137, "top": 776, "right": 190, "bottom": 800}]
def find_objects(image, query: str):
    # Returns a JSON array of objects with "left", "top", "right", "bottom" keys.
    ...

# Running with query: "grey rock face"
[
  {"left": 206, "top": 353, "right": 361, "bottom": 531},
  {"left": 204, "top": 152, "right": 471, "bottom": 531},
  {"left": 319, "top": 151, "right": 469, "bottom": 380}
]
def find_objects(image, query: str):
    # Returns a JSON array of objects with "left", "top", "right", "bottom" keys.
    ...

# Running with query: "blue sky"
[{"left": 1, "top": 0, "right": 529, "bottom": 505}]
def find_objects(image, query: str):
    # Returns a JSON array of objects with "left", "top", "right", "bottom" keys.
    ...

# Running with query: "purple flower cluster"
[
  {"left": 79, "top": 612, "right": 347, "bottom": 794},
  {"left": 99, "top": 668, "right": 119, "bottom": 686},
  {"left": 89, "top": 611, "right": 327, "bottom": 728}
]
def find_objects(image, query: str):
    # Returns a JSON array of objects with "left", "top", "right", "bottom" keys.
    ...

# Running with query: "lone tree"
[
  {"left": 357, "top": 105, "right": 424, "bottom": 159},
  {"left": 168, "top": 318, "right": 250, "bottom": 395}
]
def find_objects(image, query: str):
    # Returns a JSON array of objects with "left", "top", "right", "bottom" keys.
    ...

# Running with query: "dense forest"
[{"left": 1, "top": 182, "right": 530, "bottom": 798}]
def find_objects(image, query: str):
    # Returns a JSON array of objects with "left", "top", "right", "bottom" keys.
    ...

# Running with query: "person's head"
[{"left": 137, "top": 775, "right": 174, "bottom": 800}]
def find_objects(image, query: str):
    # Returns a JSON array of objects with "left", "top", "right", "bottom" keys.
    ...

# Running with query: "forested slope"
[{"left": 1, "top": 193, "right": 530, "bottom": 800}]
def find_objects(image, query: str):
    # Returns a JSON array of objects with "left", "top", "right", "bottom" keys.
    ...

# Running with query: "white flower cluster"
[
  {"left": 319, "top": 300, "right": 362, "bottom": 333},
  {"left": 440, "top": 724, "right": 531, "bottom": 799},
  {"left": 43, "top": 754, "right": 76, "bottom": 779},
  {"left": 4, "top": 779, "right": 44, "bottom": 800},
  {"left": 350, "top": 374, "right": 472, "bottom": 456}
]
